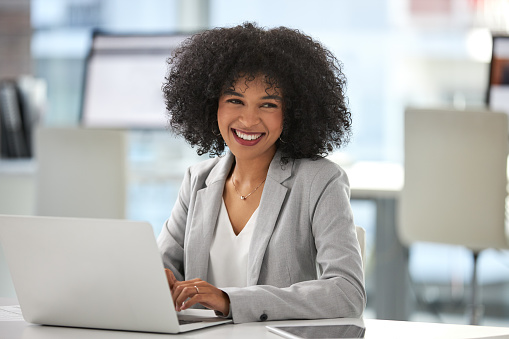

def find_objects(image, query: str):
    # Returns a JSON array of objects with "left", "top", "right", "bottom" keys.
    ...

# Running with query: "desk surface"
[
  {"left": 344, "top": 161, "right": 403, "bottom": 199},
  {"left": 2, "top": 299, "right": 509, "bottom": 339}
]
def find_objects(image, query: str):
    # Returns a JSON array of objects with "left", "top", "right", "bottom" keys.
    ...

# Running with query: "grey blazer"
[{"left": 157, "top": 151, "right": 366, "bottom": 323}]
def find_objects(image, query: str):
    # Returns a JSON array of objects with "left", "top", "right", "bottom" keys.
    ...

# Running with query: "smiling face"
[{"left": 217, "top": 75, "right": 284, "bottom": 163}]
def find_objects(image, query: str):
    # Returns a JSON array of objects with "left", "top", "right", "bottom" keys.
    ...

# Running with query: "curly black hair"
[{"left": 162, "top": 22, "right": 352, "bottom": 162}]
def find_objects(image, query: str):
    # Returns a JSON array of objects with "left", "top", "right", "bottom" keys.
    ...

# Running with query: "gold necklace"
[{"left": 231, "top": 175, "right": 266, "bottom": 200}]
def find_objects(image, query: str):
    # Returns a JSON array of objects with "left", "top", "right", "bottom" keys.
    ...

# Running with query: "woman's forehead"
[{"left": 226, "top": 74, "right": 282, "bottom": 96}]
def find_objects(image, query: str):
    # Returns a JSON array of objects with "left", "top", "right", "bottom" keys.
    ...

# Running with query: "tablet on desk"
[{"left": 266, "top": 324, "right": 366, "bottom": 339}]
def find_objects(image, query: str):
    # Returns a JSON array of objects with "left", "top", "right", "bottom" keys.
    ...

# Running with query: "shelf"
[{"left": 0, "top": 159, "right": 37, "bottom": 175}]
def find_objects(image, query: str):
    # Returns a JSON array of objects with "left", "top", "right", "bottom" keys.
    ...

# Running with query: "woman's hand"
[{"left": 164, "top": 269, "right": 230, "bottom": 316}]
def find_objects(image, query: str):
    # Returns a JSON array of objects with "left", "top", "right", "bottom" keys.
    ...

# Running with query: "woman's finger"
[
  {"left": 173, "top": 282, "right": 204, "bottom": 310},
  {"left": 164, "top": 269, "right": 178, "bottom": 289},
  {"left": 171, "top": 279, "right": 201, "bottom": 306}
]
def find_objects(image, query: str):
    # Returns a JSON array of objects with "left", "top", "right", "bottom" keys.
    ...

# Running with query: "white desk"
[
  {"left": 2, "top": 299, "right": 509, "bottom": 339},
  {"left": 345, "top": 161, "right": 403, "bottom": 199}
]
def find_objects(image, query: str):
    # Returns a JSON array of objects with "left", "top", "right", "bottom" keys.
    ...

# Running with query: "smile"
[{"left": 233, "top": 129, "right": 263, "bottom": 141}]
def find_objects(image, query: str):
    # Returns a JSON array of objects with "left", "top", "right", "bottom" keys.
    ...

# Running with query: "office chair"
[
  {"left": 397, "top": 108, "right": 509, "bottom": 325},
  {"left": 356, "top": 225, "right": 366, "bottom": 270},
  {"left": 35, "top": 127, "right": 127, "bottom": 219}
]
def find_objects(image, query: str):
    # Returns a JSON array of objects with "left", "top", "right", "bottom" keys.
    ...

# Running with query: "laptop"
[{"left": 0, "top": 214, "right": 232, "bottom": 333}]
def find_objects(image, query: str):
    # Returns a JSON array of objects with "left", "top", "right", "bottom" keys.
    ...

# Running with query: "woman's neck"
[{"left": 230, "top": 152, "right": 275, "bottom": 184}]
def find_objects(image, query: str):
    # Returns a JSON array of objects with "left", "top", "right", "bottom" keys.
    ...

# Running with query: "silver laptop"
[{"left": 0, "top": 214, "right": 232, "bottom": 333}]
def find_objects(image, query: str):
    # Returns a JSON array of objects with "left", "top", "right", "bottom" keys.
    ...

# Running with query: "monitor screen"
[
  {"left": 488, "top": 35, "right": 509, "bottom": 116},
  {"left": 81, "top": 33, "right": 191, "bottom": 128}
]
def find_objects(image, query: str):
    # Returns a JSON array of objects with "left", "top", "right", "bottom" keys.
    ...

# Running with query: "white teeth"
[{"left": 235, "top": 130, "right": 262, "bottom": 141}]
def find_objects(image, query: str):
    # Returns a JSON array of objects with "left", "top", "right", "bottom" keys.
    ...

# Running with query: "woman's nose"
[{"left": 239, "top": 106, "right": 260, "bottom": 127}]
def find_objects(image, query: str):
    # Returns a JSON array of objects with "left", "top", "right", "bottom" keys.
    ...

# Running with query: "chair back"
[
  {"left": 35, "top": 127, "right": 127, "bottom": 219},
  {"left": 398, "top": 108, "right": 509, "bottom": 251},
  {"left": 355, "top": 225, "right": 366, "bottom": 269}
]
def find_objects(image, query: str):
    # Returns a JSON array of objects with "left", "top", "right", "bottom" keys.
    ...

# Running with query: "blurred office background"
[{"left": 1, "top": 0, "right": 509, "bottom": 326}]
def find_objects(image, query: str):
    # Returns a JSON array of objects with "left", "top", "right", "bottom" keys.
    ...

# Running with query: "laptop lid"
[{"left": 0, "top": 214, "right": 230, "bottom": 333}]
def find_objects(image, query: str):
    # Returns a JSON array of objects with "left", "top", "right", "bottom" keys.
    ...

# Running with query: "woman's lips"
[{"left": 232, "top": 128, "right": 265, "bottom": 146}]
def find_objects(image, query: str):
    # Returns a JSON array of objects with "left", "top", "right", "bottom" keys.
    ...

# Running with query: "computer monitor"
[
  {"left": 487, "top": 35, "right": 509, "bottom": 116},
  {"left": 80, "top": 32, "right": 192, "bottom": 128}
]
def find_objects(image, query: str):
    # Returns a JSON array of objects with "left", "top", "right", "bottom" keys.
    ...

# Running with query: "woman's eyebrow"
[
  {"left": 222, "top": 90, "right": 282, "bottom": 101},
  {"left": 222, "top": 90, "right": 243, "bottom": 97},
  {"left": 262, "top": 94, "right": 282, "bottom": 101}
]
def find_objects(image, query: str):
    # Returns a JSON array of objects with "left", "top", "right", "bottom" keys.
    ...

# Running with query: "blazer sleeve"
[{"left": 221, "top": 162, "right": 366, "bottom": 323}]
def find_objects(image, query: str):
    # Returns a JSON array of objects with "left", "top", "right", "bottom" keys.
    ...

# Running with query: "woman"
[{"left": 157, "top": 22, "right": 365, "bottom": 324}]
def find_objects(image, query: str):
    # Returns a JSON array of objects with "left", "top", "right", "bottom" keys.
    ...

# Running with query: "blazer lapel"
[
  {"left": 185, "top": 153, "right": 234, "bottom": 281},
  {"left": 247, "top": 152, "right": 293, "bottom": 285}
]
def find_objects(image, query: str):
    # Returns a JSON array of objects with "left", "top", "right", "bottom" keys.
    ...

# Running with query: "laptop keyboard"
[{"left": 179, "top": 318, "right": 203, "bottom": 325}]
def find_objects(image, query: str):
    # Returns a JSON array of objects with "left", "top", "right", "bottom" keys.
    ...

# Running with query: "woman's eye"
[
  {"left": 262, "top": 103, "right": 278, "bottom": 108},
  {"left": 227, "top": 99, "right": 243, "bottom": 105}
]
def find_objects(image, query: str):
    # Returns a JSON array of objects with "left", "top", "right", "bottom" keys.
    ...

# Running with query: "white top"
[{"left": 207, "top": 199, "right": 258, "bottom": 288}]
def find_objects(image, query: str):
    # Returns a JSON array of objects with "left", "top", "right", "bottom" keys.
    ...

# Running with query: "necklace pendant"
[{"left": 231, "top": 174, "right": 265, "bottom": 201}]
